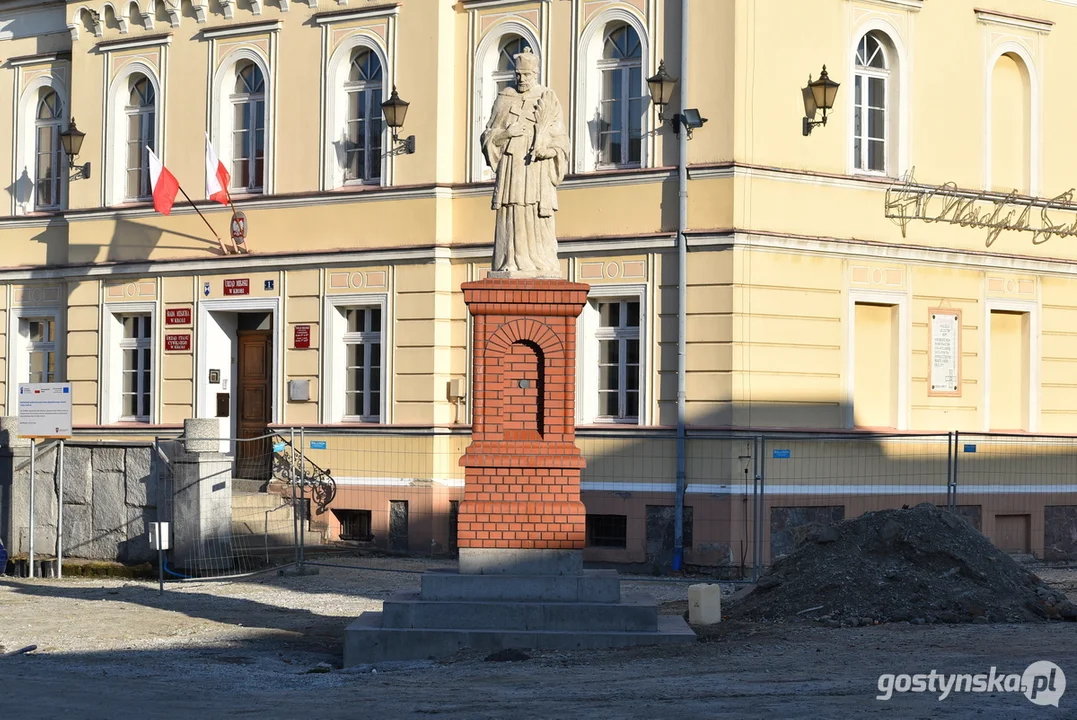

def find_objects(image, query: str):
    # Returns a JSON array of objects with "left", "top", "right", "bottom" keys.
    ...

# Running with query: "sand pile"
[{"left": 729, "top": 504, "right": 1076, "bottom": 626}]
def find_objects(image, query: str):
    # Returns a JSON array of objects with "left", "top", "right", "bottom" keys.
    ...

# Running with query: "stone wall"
[{"left": 2, "top": 441, "right": 158, "bottom": 564}]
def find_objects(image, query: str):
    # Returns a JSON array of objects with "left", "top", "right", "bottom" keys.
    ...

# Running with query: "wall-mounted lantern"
[
  {"left": 381, "top": 86, "right": 416, "bottom": 156},
  {"left": 802, "top": 65, "right": 840, "bottom": 136},
  {"left": 60, "top": 117, "right": 91, "bottom": 179},
  {"left": 647, "top": 59, "right": 707, "bottom": 139}
]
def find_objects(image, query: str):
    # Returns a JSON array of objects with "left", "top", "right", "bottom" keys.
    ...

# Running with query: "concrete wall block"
[
  {"left": 125, "top": 447, "right": 155, "bottom": 507},
  {"left": 121, "top": 506, "right": 154, "bottom": 564},
  {"left": 62, "top": 502, "right": 95, "bottom": 558},
  {"left": 92, "top": 471, "right": 126, "bottom": 533},
  {"left": 93, "top": 447, "right": 126, "bottom": 473},
  {"left": 61, "top": 447, "right": 93, "bottom": 505}
]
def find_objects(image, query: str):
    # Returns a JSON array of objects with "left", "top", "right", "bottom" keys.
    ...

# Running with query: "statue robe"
[{"left": 481, "top": 84, "right": 569, "bottom": 276}]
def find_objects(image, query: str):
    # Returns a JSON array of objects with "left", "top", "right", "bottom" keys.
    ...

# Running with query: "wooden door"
[{"left": 236, "top": 331, "right": 272, "bottom": 479}]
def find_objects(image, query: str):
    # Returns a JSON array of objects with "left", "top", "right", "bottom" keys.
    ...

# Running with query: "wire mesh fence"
[{"left": 148, "top": 427, "right": 1077, "bottom": 581}]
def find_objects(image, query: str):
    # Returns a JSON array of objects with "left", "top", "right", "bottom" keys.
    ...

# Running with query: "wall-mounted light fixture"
[
  {"left": 646, "top": 59, "right": 708, "bottom": 139},
  {"left": 381, "top": 86, "right": 416, "bottom": 156},
  {"left": 60, "top": 117, "right": 91, "bottom": 179},
  {"left": 646, "top": 60, "right": 678, "bottom": 124},
  {"left": 802, "top": 65, "right": 840, "bottom": 136}
]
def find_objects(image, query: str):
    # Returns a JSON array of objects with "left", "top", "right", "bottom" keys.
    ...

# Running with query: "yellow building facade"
[{"left": 1, "top": 0, "right": 1076, "bottom": 567}]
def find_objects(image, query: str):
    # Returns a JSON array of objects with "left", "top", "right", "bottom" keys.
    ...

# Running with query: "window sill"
[
  {"left": 332, "top": 181, "right": 384, "bottom": 194},
  {"left": 229, "top": 190, "right": 263, "bottom": 200}
]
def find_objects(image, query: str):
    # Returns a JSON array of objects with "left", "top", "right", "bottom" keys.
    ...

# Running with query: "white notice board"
[
  {"left": 18, "top": 383, "right": 73, "bottom": 438},
  {"left": 928, "top": 310, "right": 962, "bottom": 397}
]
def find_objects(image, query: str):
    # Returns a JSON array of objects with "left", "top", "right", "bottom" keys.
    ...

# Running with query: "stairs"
[{"left": 231, "top": 491, "right": 323, "bottom": 551}]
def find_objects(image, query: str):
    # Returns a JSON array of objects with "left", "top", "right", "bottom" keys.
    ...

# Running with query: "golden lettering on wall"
[{"left": 886, "top": 169, "right": 1077, "bottom": 247}]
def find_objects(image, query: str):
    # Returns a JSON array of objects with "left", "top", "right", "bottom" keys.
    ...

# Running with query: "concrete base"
[
  {"left": 342, "top": 568, "right": 696, "bottom": 666},
  {"left": 344, "top": 612, "right": 695, "bottom": 665},
  {"left": 420, "top": 568, "right": 620, "bottom": 603},
  {"left": 458, "top": 547, "right": 582, "bottom": 575}
]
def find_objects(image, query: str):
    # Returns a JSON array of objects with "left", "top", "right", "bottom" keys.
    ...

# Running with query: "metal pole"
[
  {"left": 951, "top": 431, "right": 959, "bottom": 512},
  {"left": 299, "top": 427, "right": 306, "bottom": 568},
  {"left": 672, "top": 0, "right": 690, "bottom": 572},
  {"left": 752, "top": 436, "right": 760, "bottom": 581},
  {"left": 28, "top": 438, "right": 35, "bottom": 578},
  {"left": 56, "top": 439, "right": 64, "bottom": 579},
  {"left": 757, "top": 435, "right": 767, "bottom": 580},
  {"left": 290, "top": 428, "right": 299, "bottom": 567}
]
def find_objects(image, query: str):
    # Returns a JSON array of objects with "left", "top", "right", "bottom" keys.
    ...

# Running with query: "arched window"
[
  {"left": 853, "top": 33, "right": 888, "bottom": 173},
  {"left": 232, "top": 62, "right": 265, "bottom": 192},
  {"left": 493, "top": 35, "right": 530, "bottom": 97},
  {"left": 35, "top": 89, "right": 64, "bottom": 210},
  {"left": 344, "top": 48, "right": 383, "bottom": 184},
  {"left": 598, "top": 23, "right": 644, "bottom": 167},
  {"left": 125, "top": 75, "right": 156, "bottom": 201}
]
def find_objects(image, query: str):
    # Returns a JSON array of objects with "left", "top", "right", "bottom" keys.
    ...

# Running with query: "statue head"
[{"left": 514, "top": 46, "right": 539, "bottom": 93}]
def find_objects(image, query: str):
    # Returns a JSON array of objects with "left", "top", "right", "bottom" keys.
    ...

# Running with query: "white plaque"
[
  {"left": 17, "top": 383, "right": 73, "bottom": 438},
  {"left": 929, "top": 312, "right": 960, "bottom": 394}
]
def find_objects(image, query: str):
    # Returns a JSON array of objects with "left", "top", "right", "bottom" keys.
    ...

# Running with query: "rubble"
[{"left": 729, "top": 503, "right": 1077, "bottom": 625}]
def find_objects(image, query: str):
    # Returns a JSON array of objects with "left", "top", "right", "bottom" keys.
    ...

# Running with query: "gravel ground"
[{"left": 2, "top": 556, "right": 1076, "bottom": 719}]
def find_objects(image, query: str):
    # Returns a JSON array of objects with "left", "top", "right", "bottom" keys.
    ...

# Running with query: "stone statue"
[{"left": 481, "top": 48, "right": 569, "bottom": 278}]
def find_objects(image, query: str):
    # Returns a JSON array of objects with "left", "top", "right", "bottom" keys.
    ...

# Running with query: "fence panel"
[
  {"left": 757, "top": 433, "right": 953, "bottom": 566},
  {"left": 955, "top": 432, "right": 1077, "bottom": 562}
]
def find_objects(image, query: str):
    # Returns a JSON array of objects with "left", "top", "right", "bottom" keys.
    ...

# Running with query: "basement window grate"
[{"left": 586, "top": 514, "right": 628, "bottom": 549}]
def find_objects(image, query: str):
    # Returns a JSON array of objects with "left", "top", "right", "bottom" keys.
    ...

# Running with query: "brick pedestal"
[
  {"left": 342, "top": 276, "right": 696, "bottom": 664},
  {"left": 458, "top": 278, "right": 590, "bottom": 553}
]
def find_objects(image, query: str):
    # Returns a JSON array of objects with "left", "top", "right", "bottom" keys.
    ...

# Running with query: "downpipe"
[{"left": 673, "top": 0, "right": 690, "bottom": 571}]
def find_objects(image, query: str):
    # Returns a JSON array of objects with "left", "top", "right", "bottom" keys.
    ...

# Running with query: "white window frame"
[
  {"left": 322, "top": 293, "right": 390, "bottom": 424},
  {"left": 595, "top": 25, "right": 644, "bottom": 170},
  {"left": 323, "top": 34, "right": 392, "bottom": 191},
  {"left": 983, "top": 298, "right": 1039, "bottom": 433},
  {"left": 845, "top": 289, "right": 908, "bottom": 430},
  {"left": 342, "top": 48, "right": 384, "bottom": 186},
  {"left": 470, "top": 21, "right": 543, "bottom": 182},
  {"left": 6, "top": 306, "right": 63, "bottom": 412},
  {"left": 852, "top": 34, "right": 889, "bottom": 175},
  {"left": 577, "top": 284, "right": 647, "bottom": 425},
  {"left": 15, "top": 74, "right": 69, "bottom": 215},
  {"left": 845, "top": 22, "right": 910, "bottom": 179},
  {"left": 105, "top": 62, "right": 163, "bottom": 206},
  {"left": 211, "top": 48, "right": 274, "bottom": 196},
  {"left": 102, "top": 301, "right": 157, "bottom": 424},
  {"left": 575, "top": 9, "right": 651, "bottom": 174}
]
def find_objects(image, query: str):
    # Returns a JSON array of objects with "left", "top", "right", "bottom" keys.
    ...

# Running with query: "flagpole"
[{"left": 176, "top": 185, "right": 229, "bottom": 255}]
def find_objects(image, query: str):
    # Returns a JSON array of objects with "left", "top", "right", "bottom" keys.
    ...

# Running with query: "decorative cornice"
[
  {"left": 974, "top": 8, "right": 1053, "bottom": 33},
  {"left": 311, "top": 3, "right": 400, "bottom": 25},
  {"left": 5, "top": 51, "right": 70, "bottom": 67},
  {"left": 848, "top": 0, "right": 924, "bottom": 12},
  {"left": 200, "top": 19, "right": 281, "bottom": 39},
  {"left": 94, "top": 33, "right": 173, "bottom": 52}
]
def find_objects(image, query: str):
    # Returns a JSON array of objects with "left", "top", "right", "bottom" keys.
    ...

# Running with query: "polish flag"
[
  {"left": 147, "top": 148, "right": 179, "bottom": 216},
  {"left": 206, "top": 133, "right": 231, "bottom": 205}
]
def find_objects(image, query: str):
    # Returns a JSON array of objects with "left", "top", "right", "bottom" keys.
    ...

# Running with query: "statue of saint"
[{"left": 481, "top": 47, "right": 569, "bottom": 278}]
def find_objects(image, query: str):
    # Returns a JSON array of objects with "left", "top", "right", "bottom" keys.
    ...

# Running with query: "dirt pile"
[{"left": 729, "top": 503, "right": 1077, "bottom": 626}]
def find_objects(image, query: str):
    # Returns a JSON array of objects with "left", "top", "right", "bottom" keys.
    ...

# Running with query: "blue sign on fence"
[
  {"left": 272, "top": 442, "right": 285, "bottom": 453},
  {"left": 964, "top": 444, "right": 977, "bottom": 453},
  {"left": 310, "top": 440, "right": 327, "bottom": 450},
  {"left": 772, "top": 449, "right": 791, "bottom": 459}
]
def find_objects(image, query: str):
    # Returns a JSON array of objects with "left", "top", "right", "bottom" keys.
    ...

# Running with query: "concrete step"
[
  {"left": 232, "top": 531, "right": 322, "bottom": 550},
  {"left": 231, "top": 492, "right": 291, "bottom": 512},
  {"left": 344, "top": 611, "right": 696, "bottom": 665},
  {"left": 420, "top": 568, "right": 621, "bottom": 603},
  {"left": 382, "top": 591, "right": 659, "bottom": 632}
]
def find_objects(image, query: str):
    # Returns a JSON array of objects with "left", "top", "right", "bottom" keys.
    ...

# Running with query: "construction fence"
[{"left": 7, "top": 429, "right": 1077, "bottom": 581}]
